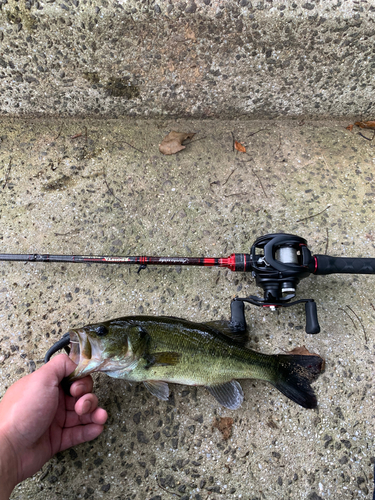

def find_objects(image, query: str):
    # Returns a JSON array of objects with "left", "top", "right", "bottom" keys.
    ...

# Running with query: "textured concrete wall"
[{"left": 0, "top": 0, "right": 374, "bottom": 118}]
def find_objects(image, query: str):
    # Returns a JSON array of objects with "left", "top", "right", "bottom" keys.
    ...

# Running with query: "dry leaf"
[
  {"left": 212, "top": 417, "right": 234, "bottom": 440},
  {"left": 346, "top": 124, "right": 353, "bottom": 132},
  {"left": 354, "top": 121, "right": 375, "bottom": 130},
  {"left": 234, "top": 140, "right": 246, "bottom": 153},
  {"left": 285, "top": 345, "right": 319, "bottom": 356},
  {"left": 159, "top": 131, "right": 195, "bottom": 155},
  {"left": 284, "top": 345, "right": 325, "bottom": 372}
]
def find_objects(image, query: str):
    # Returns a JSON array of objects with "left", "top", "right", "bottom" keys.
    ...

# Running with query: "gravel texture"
[{"left": 0, "top": 117, "right": 374, "bottom": 499}]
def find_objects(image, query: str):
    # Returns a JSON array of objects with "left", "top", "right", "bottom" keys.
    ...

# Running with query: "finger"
[
  {"left": 65, "top": 406, "right": 108, "bottom": 427},
  {"left": 76, "top": 393, "right": 98, "bottom": 416},
  {"left": 69, "top": 376, "right": 94, "bottom": 398},
  {"left": 60, "top": 424, "right": 105, "bottom": 451},
  {"left": 64, "top": 393, "right": 97, "bottom": 425}
]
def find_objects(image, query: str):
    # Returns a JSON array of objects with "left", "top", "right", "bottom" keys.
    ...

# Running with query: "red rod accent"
[
  {"left": 313, "top": 256, "right": 318, "bottom": 274},
  {"left": 203, "top": 258, "right": 216, "bottom": 266}
]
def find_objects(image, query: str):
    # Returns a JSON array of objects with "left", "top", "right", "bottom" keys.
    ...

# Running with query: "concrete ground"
[{"left": 0, "top": 117, "right": 374, "bottom": 499}]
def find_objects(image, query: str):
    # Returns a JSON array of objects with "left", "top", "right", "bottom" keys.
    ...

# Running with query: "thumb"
[{"left": 39, "top": 352, "right": 77, "bottom": 387}]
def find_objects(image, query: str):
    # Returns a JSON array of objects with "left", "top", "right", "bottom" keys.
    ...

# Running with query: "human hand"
[{"left": 0, "top": 353, "right": 107, "bottom": 498}]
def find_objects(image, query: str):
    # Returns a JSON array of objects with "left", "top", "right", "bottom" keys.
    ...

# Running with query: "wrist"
[{"left": 0, "top": 429, "right": 18, "bottom": 500}]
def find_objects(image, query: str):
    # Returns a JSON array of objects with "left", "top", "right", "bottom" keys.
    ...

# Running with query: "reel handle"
[
  {"left": 305, "top": 301, "right": 320, "bottom": 334},
  {"left": 313, "top": 255, "right": 375, "bottom": 275}
]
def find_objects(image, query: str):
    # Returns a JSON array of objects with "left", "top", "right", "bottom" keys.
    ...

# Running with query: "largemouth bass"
[{"left": 64, "top": 315, "right": 324, "bottom": 409}]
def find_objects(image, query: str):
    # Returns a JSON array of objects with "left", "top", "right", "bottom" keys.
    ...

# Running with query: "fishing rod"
[{"left": 1, "top": 233, "right": 375, "bottom": 335}]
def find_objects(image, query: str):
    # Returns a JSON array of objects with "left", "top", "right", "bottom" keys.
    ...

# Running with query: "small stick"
[
  {"left": 273, "top": 135, "right": 282, "bottom": 156},
  {"left": 54, "top": 229, "right": 82, "bottom": 237},
  {"left": 346, "top": 305, "right": 367, "bottom": 343},
  {"left": 248, "top": 128, "right": 269, "bottom": 137},
  {"left": 338, "top": 307, "right": 357, "bottom": 330},
  {"left": 231, "top": 131, "right": 235, "bottom": 152},
  {"left": 222, "top": 169, "right": 235, "bottom": 187},
  {"left": 325, "top": 228, "right": 329, "bottom": 255},
  {"left": 157, "top": 478, "right": 181, "bottom": 497},
  {"left": 2, "top": 158, "right": 12, "bottom": 189},
  {"left": 296, "top": 204, "right": 331, "bottom": 223},
  {"left": 252, "top": 168, "right": 268, "bottom": 198},
  {"left": 185, "top": 135, "right": 207, "bottom": 145},
  {"left": 358, "top": 130, "right": 375, "bottom": 142},
  {"left": 54, "top": 124, "right": 64, "bottom": 140},
  {"left": 71, "top": 132, "right": 82, "bottom": 140},
  {"left": 102, "top": 166, "right": 124, "bottom": 206},
  {"left": 223, "top": 191, "right": 248, "bottom": 198},
  {"left": 122, "top": 140, "right": 144, "bottom": 154}
]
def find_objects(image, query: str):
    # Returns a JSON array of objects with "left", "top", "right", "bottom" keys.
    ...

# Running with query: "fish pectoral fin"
[
  {"left": 153, "top": 351, "right": 181, "bottom": 366},
  {"left": 144, "top": 351, "right": 181, "bottom": 369},
  {"left": 143, "top": 380, "right": 170, "bottom": 401},
  {"left": 206, "top": 380, "right": 244, "bottom": 410}
]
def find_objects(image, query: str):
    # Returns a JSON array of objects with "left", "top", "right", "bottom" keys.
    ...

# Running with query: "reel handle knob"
[{"left": 305, "top": 300, "right": 320, "bottom": 334}]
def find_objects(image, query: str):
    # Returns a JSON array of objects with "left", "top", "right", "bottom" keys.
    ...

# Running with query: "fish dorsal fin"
[
  {"left": 143, "top": 380, "right": 170, "bottom": 401},
  {"left": 206, "top": 380, "right": 244, "bottom": 410},
  {"left": 205, "top": 321, "right": 248, "bottom": 347}
]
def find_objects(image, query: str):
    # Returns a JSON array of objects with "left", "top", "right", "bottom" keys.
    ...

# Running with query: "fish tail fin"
[{"left": 271, "top": 353, "right": 324, "bottom": 409}]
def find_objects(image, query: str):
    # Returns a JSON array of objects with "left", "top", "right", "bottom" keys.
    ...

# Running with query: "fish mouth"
[{"left": 67, "top": 329, "right": 106, "bottom": 381}]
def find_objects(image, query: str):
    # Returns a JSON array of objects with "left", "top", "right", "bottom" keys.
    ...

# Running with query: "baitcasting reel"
[
  {"left": 234, "top": 234, "right": 319, "bottom": 334},
  {"left": 232, "top": 233, "right": 375, "bottom": 334}
]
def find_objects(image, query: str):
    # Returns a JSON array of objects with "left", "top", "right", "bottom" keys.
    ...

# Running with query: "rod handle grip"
[{"left": 314, "top": 255, "right": 375, "bottom": 275}]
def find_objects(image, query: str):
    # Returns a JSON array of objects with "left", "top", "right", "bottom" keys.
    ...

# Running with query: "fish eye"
[{"left": 95, "top": 325, "right": 108, "bottom": 336}]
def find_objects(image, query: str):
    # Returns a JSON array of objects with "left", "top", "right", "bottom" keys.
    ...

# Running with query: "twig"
[
  {"left": 325, "top": 228, "right": 329, "bottom": 255},
  {"left": 231, "top": 131, "right": 235, "bottom": 152},
  {"left": 223, "top": 191, "right": 248, "bottom": 198},
  {"left": 237, "top": 158, "right": 254, "bottom": 163},
  {"left": 358, "top": 130, "right": 375, "bottom": 142},
  {"left": 346, "top": 305, "right": 367, "bottom": 343},
  {"left": 338, "top": 307, "right": 357, "bottom": 330},
  {"left": 71, "top": 126, "right": 88, "bottom": 141},
  {"left": 157, "top": 478, "right": 181, "bottom": 497},
  {"left": 122, "top": 140, "right": 144, "bottom": 154},
  {"left": 2, "top": 158, "right": 12, "bottom": 189},
  {"left": 102, "top": 166, "right": 125, "bottom": 207},
  {"left": 370, "top": 301, "right": 375, "bottom": 313},
  {"left": 103, "top": 177, "right": 124, "bottom": 206},
  {"left": 185, "top": 135, "right": 207, "bottom": 145},
  {"left": 252, "top": 168, "right": 267, "bottom": 198},
  {"left": 296, "top": 204, "right": 331, "bottom": 223},
  {"left": 222, "top": 169, "right": 235, "bottom": 187},
  {"left": 54, "top": 124, "right": 64, "bottom": 140},
  {"left": 54, "top": 229, "right": 82, "bottom": 237},
  {"left": 248, "top": 128, "right": 269, "bottom": 137},
  {"left": 273, "top": 135, "right": 282, "bottom": 156}
]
